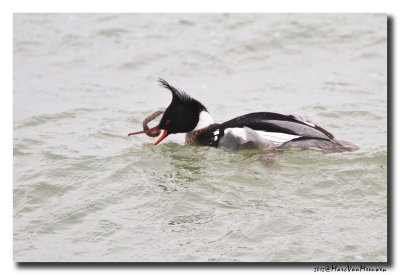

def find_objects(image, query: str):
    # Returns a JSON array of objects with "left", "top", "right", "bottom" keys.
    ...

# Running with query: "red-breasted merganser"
[{"left": 128, "top": 79, "right": 359, "bottom": 152}]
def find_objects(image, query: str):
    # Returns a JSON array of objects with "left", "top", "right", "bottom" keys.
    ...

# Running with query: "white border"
[
  {"left": 3, "top": 0, "right": 398, "bottom": 274},
  {"left": 6, "top": 0, "right": 399, "bottom": 13}
]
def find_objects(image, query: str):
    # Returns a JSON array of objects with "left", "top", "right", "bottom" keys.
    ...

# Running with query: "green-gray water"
[{"left": 13, "top": 14, "right": 387, "bottom": 262}]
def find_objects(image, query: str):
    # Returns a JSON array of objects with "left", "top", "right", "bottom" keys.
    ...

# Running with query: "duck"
[{"left": 128, "top": 79, "right": 359, "bottom": 153}]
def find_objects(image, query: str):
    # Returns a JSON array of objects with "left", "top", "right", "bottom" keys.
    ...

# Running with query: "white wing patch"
[
  {"left": 223, "top": 128, "right": 300, "bottom": 147},
  {"left": 255, "top": 131, "right": 300, "bottom": 146}
]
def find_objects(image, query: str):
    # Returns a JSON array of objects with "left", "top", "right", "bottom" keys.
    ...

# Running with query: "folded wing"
[{"left": 220, "top": 112, "right": 334, "bottom": 141}]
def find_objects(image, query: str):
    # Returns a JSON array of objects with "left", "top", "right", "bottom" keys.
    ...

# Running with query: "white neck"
[{"left": 193, "top": 110, "right": 215, "bottom": 131}]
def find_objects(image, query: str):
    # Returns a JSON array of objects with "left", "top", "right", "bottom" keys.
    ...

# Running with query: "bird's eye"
[{"left": 165, "top": 119, "right": 171, "bottom": 125}]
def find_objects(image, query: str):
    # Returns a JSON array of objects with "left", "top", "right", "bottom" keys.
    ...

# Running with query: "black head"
[
  {"left": 157, "top": 78, "right": 207, "bottom": 134},
  {"left": 128, "top": 79, "right": 207, "bottom": 145}
]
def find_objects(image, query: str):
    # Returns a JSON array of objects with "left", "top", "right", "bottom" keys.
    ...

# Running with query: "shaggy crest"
[{"left": 159, "top": 78, "right": 194, "bottom": 103}]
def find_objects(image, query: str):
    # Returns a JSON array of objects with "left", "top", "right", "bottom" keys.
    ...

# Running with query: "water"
[{"left": 13, "top": 14, "right": 387, "bottom": 262}]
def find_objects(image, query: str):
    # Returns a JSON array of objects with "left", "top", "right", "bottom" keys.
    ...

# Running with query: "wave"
[{"left": 14, "top": 108, "right": 101, "bottom": 129}]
